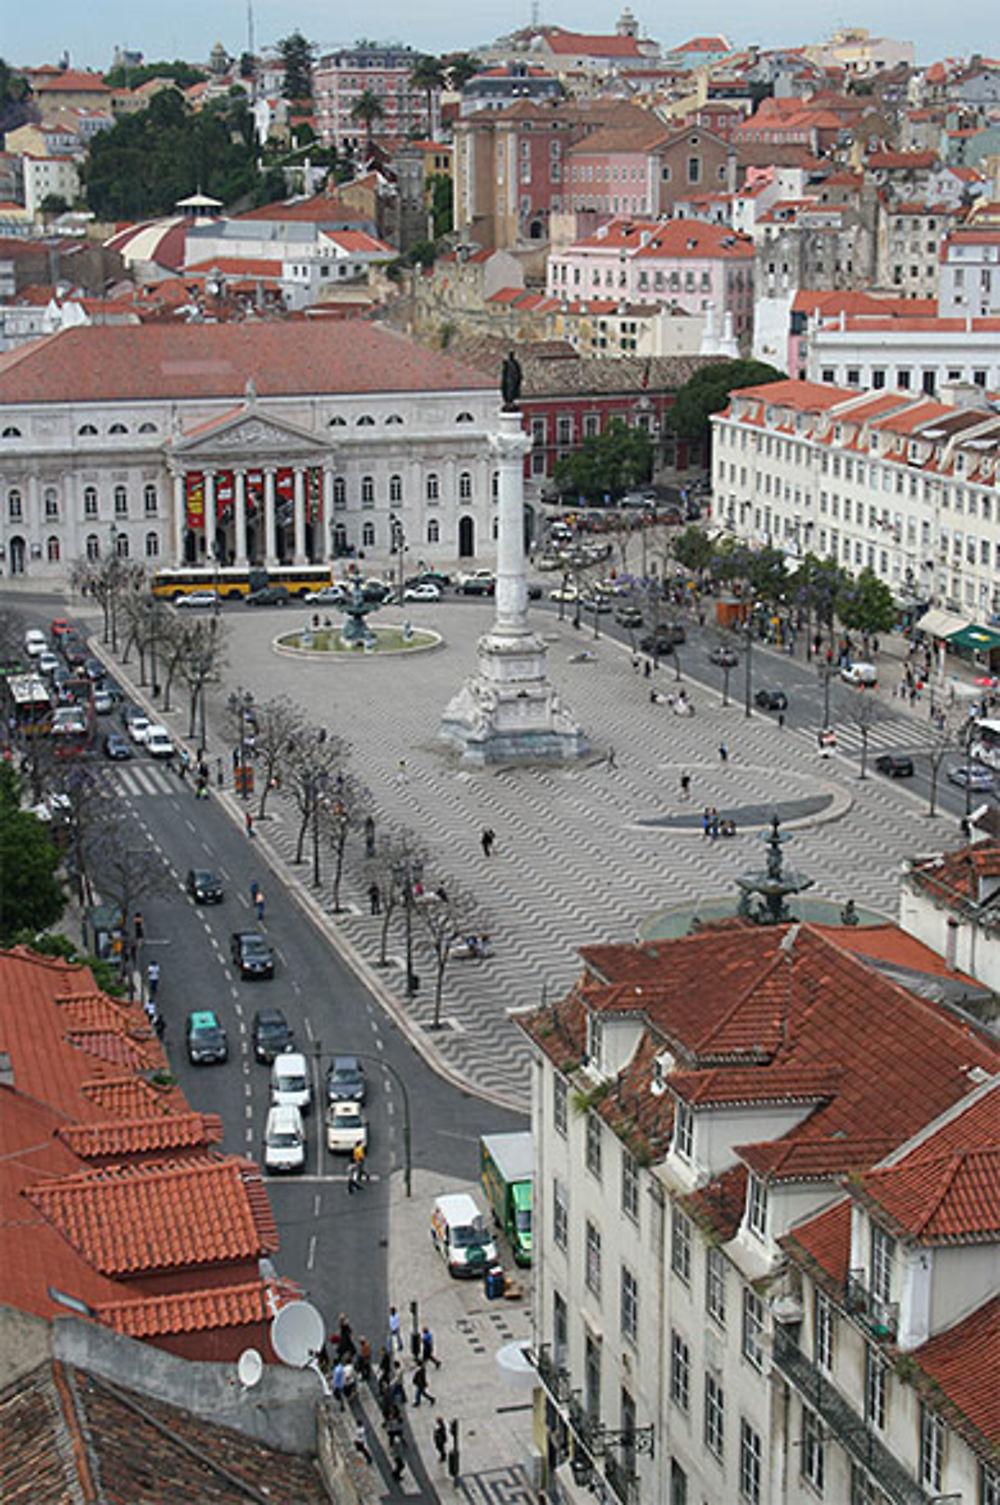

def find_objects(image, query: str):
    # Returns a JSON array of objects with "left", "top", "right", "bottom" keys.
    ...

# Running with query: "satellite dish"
[
  {"left": 237, "top": 1347, "right": 264, "bottom": 1388},
  {"left": 270, "top": 1301, "right": 326, "bottom": 1369}
]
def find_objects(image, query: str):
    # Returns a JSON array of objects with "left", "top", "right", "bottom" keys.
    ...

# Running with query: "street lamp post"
[
  {"left": 389, "top": 513, "right": 406, "bottom": 602},
  {"left": 228, "top": 688, "right": 254, "bottom": 800},
  {"left": 819, "top": 663, "right": 833, "bottom": 731},
  {"left": 393, "top": 853, "right": 423, "bottom": 1000},
  {"left": 743, "top": 610, "right": 753, "bottom": 718}
]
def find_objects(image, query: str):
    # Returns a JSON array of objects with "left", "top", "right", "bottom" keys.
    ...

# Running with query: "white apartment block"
[
  {"left": 939, "top": 225, "right": 1000, "bottom": 317},
  {"left": 806, "top": 314, "right": 1000, "bottom": 398},
  {"left": 711, "top": 378, "right": 1000, "bottom": 625},
  {"left": 22, "top": 155, "right": 80, "bottom": 217}
]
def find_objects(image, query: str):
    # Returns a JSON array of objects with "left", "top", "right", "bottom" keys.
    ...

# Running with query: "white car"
[
  {"left": 403, "top": 582, "right": 441, "bottom": 603},
  {"left": 325, "top": 1101, "right": 369, "bottom": 1155},
  {"left": 304, "top": 584, "right": 347, "bottom": 604},
  {"left": 38, "top": 650, "right": 60, "bottom": 675},
  {"left": 264, "top": 1105, "right": 306, "bottom": 1173},
  {"left": 549, "top": 586, "right": 579, "bottom": 603},
  {"left": 270, "top": 1051, "right": 312, "bottom": 1113},
  {"left": 145, "top": 725, "right": 174, "bottom": 758},
  {"left": 127, "top": 714, "right": 152, "bottom": 744},
  {"left": 841, "top": 662, "right": 878, "bottom": 687},
  {"left": 24, "top": 629, "right": 47, "bottom": 658},
  {"left": 175, "top": 591, "right": 219, "bottom": 609}
]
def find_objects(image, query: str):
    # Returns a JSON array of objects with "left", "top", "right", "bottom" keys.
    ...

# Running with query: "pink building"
[{"left": 548, "top": 217, "right": 755, "bottom": 339}]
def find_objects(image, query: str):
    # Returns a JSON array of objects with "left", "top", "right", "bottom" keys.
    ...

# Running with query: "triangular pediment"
[{"left": 171, "top": 404, "right": 329, "bottom": 458}]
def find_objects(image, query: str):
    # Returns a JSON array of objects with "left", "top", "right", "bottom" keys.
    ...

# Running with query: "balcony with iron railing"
[
  {"left": 845, "top": 1269, "right": 900, "bottom": 1341},
  {"left": 535, "top": 1342, "right": 572, "bottom": 1405},
  {"left": 772, "top": 1327, "right": 927, "bottom": 1505}
]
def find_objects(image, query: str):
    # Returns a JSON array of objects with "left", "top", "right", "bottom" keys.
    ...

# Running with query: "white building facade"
[
  {"left": 711, "top": 378, "right": 1000, "bottom": 625},
  {"left": 0, "top": 322, "right": 501, "bottom": 582}
]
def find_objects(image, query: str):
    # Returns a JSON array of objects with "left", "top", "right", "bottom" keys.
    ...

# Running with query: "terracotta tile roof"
[
  {"left": 57, "top": 1111, "right": 224, "bottom": 1159},
  {"left": 543, "top": 30, "right": 645, "bottom": 58},
  {"left": 739, "top": 1135, "right": 899, "bottom": 1181},
  {"left": 96, "top": 1279, "right": 274, "bottom": 1337},
  {"left": 781, "top": 1198, "right": 852, "bottom": 1288},
  {"left": 25, "top": 1158, "right": 278, "bottom": 1275},
  {"left": 729, "top": 378, "right": 847, "bottom": 413},
  {"left": 80, "top": 1075, "right": 187, "bottom": 1118},
  {"left": 907, "top": 841, "right": 1000, "bottom": 913},
  {"left": 0, "top": 322, "right": 494, "bottom": 407},
  {"left": 909, "top": 1296, "right": 1000, "bottom": 1451},
  {"left": 684, "top": 1162, "right": 748, "bottom": 1242},
  {"left": 858, "top": 1148, "right": 1000, "bottom": 1244},
  {"left": 235, "top": 193, "right": 366, "bottom": 224},
  {"left": 184, "top": 255, "right": 283, "bottom": 278},
  {"left": 0, "top": 1365, "right": 85, "bottom": 1502},
  {"left": 669, "top": 1063, "right": 843, "bottom": 1107}
]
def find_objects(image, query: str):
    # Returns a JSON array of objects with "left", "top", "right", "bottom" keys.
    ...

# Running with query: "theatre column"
[
  {"left": 172, "top": 472, "right": 186, "bottom": 563},
  {"left": 234, "top": 470, "right": 248, "bottom": 565},
  {"left": 264, "top": 467, "right": 278, "bottom": 566},
  {"left": 322, "top": 468, "right": 334, "bottom": 560},
  {"left": 203, "top": 470, "right": 217, "bottom": 565},
  {"left": 293, "top": 466, "right": 307, "bottom": 565}
]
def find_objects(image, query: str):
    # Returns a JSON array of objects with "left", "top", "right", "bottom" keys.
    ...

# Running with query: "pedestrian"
[
  {"left": 368, "top": 880, "right": 380, "bottom": 915},
  {"left": 153, "top": 1011, "right": 165, "bottom": 1038},
  {"left": 245, "top": 810, "right": 254, "bottom": 838},
  {"left": 710, "top": 808, "right": 720, "bottom": 841},
  {"left": 133, "top": 910, "right": 144, "bottom": 941},
  {"left": 421, "top": 1325, "right": 440, "bottom": 1369},
  {"left": 702, "top": 807, "right": 711, "bottom": 838},
  {"left": 777, "top": 711, "right": 785, "bottom": 729},
  {"left": 364, "top": 814, "right": 376, "bottom": 858},
  {"left": 388, "top": 1306, "right": 403, "bottom": 1351},
  {"left": 679, "top": 772, "right": 691, "bottom": 800},
  {"left": 147, "top": 959, "right": 160, "bottom": 1002},
  {"left": 336, "top": 1313, "right": 355, "bottom": 1361},
  {"left": 232, "top": 745, "right": 240, "bottom": 770},
  {"left": 332, "top": 1359, "right": 346, "bottom": 1410},
  {"left": 378, "top": 1347, "right": 391, "bottom": 1387},
  {"left": 643, "top": 658, "right": 652, "bottom": 679},
  {"left": 353, "top": 1420, "right": 372, "bottom": 1466},
  {"left": 395, "top": 759, "right": 408, "bottom": 786},
  {"left": 413, "top": 1360, "right": 435, "bottom": 1407},
  {"left": 389, "top": 1433, "right": 405, "bottom": 1483},
  {"left": 357, "top": 1335, "right": 371, "bottom": 1383},
  {"left": 255, "top": 890, "right": 265, "bottom": 923},
  {"left": 434, "top": 1416, "right": 448, "bottom": 1463},
  {"left": 481, "top": 826, "right": 495, "bottom": 857},
  {"left": 718, "top": 742, "right": 729, "bottom": 764},
  {"left": 389, "top": 1364, "right": 406, "bottom": 1410},
  {"left": 348, "top": 1160, "right": 363, "bottom": 1194},
  {"left": 606, "top": 747, "right": 616, "bottom": 770},
  {"left": 250, "top": 879, "right": 259, "bottom": 906}
]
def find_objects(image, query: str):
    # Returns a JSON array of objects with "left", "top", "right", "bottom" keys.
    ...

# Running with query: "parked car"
[
  {"left": 875, "top": 753, "right": 915, "bottom": 779},
  {"left": 639, "top": 623, "right": 685, "bottom": 653},
  {"left": 708, "top": 645, "right": 739, "bottom": 668},
  {"left": 251, "top": 1007, "right": 294, "bottom": 1063},
  {"left": 841, "top": 662, "right": 878, "bottom": 687},
  {"left": 186, "top": 868, "right": 224, "bottom": 904},
  {"left": 270, "top": 1051, "right": 312, "bottom": 1113},
  {"left": 325, "top": 1055, "right": 367, "bottom": 1106},
  {"left": 457, "top": 569, "right": 496, "bottom": 596},
  {"left": 755, "top": 688, "right": 789, "bottom": 711},
  {"left": 230, "top": 930, "right": 275, "bottom": 979},
  {"left": 304, "top": 584, "right": 346, "bottom": 604},
  {"left": 948, "top": 764, "right": 994, "bottom": 791},
  {"left": 263, "top": 1104, "right": 305, "bottom": 1174},
  {"left": 175, "top": 591, "right": 220, "bottom": 609},
  {"left": 326, "top": 1101, "right": 368, "bottom": 1155},
  {"left": 145, "top": 725, "right": 174, "bottom": 758},
  {"left": 403, "top": 582, "right": 442, "bottom": 603},
  {"left": 186, "top": 1010, "right": 228, "bottom": 1065},
  {"left": 245, "top": 585, "right": 289, "bottom": 606},
  {"left": 104, "top": 731, "right": 133, "bottom": 761}
]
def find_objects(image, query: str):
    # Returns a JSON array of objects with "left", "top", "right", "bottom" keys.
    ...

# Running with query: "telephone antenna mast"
[
  {"left": 247, "top": 0, "right": 256, "bottom": 63},
  {"left": 530, "top": 0, "right": 540, "bottom": 28}
]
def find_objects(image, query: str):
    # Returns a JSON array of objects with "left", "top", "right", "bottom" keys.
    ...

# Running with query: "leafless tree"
[
  {"left": 50, "top": 760, "right": 115, "bottom": 905},
  {"left": 223, "top": 693, "right": 306, "bottom": 819},
  {"left": 366, "top": 828, "right": 427, "bottom": 968},
  {"left": 83, "top": 814, "right": 173, "bottom": 992},
  {"left": 838, "top": 691, "right": 887, "bottom": 779},
  {"left": 925, "top": 707, "right": 965, "bottom": 818},
  {"left": 285, "top": 726, "right": 347, "bottom": 865},
  {"left": 175, "top": 618, "right": 228, "bottom": 739},
  {"left": 70, "top": 556, "right": 145, "bottom": 652},
  {"left": 319, "top": 770, "right": 374, "bottom": 912},
  {"left": 413, "top": 879, "right": 485, "bottom": 1029}
]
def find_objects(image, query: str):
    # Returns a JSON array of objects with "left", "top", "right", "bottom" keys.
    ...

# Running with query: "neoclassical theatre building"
[{"left": 0, "top": 322, "right": 501, "bottom": 581}]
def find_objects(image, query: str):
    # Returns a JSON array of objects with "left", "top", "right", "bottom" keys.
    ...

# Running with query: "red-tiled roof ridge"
[
  {"left": 80, "top": 1076, "right": 186, "bottom": 1117},
  {"left": 857, "top": 1147, "right": 1000, "bottom": 1244},
  {"left": 670, "top": 1061, "right": 843, "bottom": 1108},
  {"left": 908, "top": 1295, "right": 1000, "bottom": 1452},
  {"left": 739, "top": 1135, "right": 897, "bottom": 1181},
  {"left": 95, "top": 1279, "right": 274, "bottom": 1337},
  {"left": 57, "top": 1112, "right": 224, "bottom": 1158},
  {"left": 781, "top": 1197, "right": 852, "bottom": 1288}
]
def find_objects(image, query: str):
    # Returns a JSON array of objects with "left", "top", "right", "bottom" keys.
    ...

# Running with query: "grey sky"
[{"left": 6, "top": 2, "right": 997, "bottom": 73}]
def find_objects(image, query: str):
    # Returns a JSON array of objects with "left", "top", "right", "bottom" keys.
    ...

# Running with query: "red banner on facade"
[
  {"left": 185, "top": 472, "right": 204, "bottom": 529},
  {"left": 307, "top": 466, "right": 322, "bottom": 525}
]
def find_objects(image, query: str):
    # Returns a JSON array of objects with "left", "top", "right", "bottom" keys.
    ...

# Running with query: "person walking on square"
[
  {"left": 388, "top": 1305, "right": 403, "bottom": 1351},
  {"left": 332, "top": 1359, "right": 346, "bottom": 1410},
  {"left": 718, "top": 742, "right": 729, "bottom": 764},
  {"left": 250, "top": 879, "right": 259, "bottom": 907},
  {"left": 679, "top": 772, "right": 691, "bottom": 800},
  {"left": 480, "top": 826, "right": 496, "bottom": 857},
  {"left": 413, "top": 1360, "right": 435, "bottom": 1407},
  {"left": 368, "top": 881, "right": 380, "bottom": 915},
  {"left": 434, "top": 1416, "right": 448, "bottom": 1463},
  {"left": 353, "top": 1420, "right": 372, "bottom": 1466},
  {"left": 421, "top": 1324, "right": 440, "bottom": 1369},
  {"left": 245, "top": 810, "right": 254, "bottom": 838}
]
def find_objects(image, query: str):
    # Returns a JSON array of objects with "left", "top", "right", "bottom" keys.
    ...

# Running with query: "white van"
[
  {"left": 840, "top": 662, "right": 878, "bottom": 687},
  {"left": 270, "top": 1051, "right": 311, "bottom": 1112},
  {"left": 430, "top": 1192, "right": 498, "bottom": 1278},
  {"left": 264, "top": 1105, "right": 305, "bottom": 1173}
]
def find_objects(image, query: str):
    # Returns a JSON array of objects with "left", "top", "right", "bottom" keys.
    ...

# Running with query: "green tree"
[
  {"left": 429, "top": 173, "right": 453, "bottom": 237},
  {"left": 103, "top": 61, "right": 206, "bottom": 90},
  {"left": 351, "top": 89, "right": 384, "bottom": 155},
  {"left": 442, "top": 52, "right": 483, "bottom": 90},
  {"left": 666, "top": 359, "right": 786, "bottom": 454},
  {"left": 0, "top": 764, "right": 65, "bottom": 943},
  {"left": 672, "top": 524, "right": 715, "bottom": 575},
  {"left": 0, "top": 57, "right": 31, "bottom": 133},
  {"left": 552, "top": 418, "right": 653, "bottom": 503},
  {"left": 279, "top": 31, "right": 315, "bottom": 102},
  {"left": 409, "top": 54, "right": 445, "bottom": 133},
  {"left": 39, "top": 194, "right": 70, "bottom": 216},
  {"left": 836, "top": 567, "right": 896, "bottom": 639}
]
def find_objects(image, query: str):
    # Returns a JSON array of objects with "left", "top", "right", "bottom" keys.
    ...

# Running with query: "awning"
[
  {"left": 947, "top": 623, "right": 1000, "bottom": 652},
  {"left": 916, "top": 607, "right": 971, "bottom": 638}
]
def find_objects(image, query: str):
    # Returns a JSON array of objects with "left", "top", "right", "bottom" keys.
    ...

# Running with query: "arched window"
[
  {"left": 385, "top": 414, "right": 404, "bottom": 425},
  {"left": 144, "top": 484, "right": 158, "bottom": 514},
  {"left": 109, "top": 422, "right": 128, "bottom": 435},
  {"left": 455, "top": 412, "right": 475, "bottom": 423},
  {"left": 114, "top": 484, "right": 128, "bottom": 516},
  {"left": 356, "top": 414, "right": 375, "bottom": 427},
  {"left": 44, "top": 488, "right": 59, "bottom": 519},
  {"left": 427, "top": 519, "right": 440, "bottom": 544},
  {"left": 138, "top": 421, "right": 158, "bottom": 434},
  {"left": 46, "top": 536, "right": 60, "bottom": 562},
  {"left": 362, "top": 521, "right": 375, "bottom": 548},
  {"left": 115, "top": 533, "right": 129, "bottom": 558},
  {"left": 83, "top": 485, "right": 98, "bottom": 517},
  {"left": 459, "top": 470, "right": 472, "bottom": 500},
  {"left": 78, "top": 424, "right": 98, "bottom": 436},
  {"left": 145, "top": 531, "right": 159, "bottom": 558},
  {"left": 389, "top": 474, "right": 402, "bottom": 502},
  {"left": 85, "top": 533, "right": 100, "bottom": 559},
  {"left": 2, "top": 425, "right": 21, "bottom": 438},
  {"left": 361, "top": 475, "right": 375, "bottom": 505},
  {"left": 333, "top": 477, "right": 346, "bottom": 506},
  {"left": 7, "top": 489, "right": 22, "bottom": 520},
  {"left": 426, "top": 472, "right": 439, "bottom": 501},
  {"left": 329, "top": 415, "right": 347, "bottom": 427}
]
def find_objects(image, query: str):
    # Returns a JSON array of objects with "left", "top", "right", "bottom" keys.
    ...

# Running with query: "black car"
[
  {"left": 709, "top": 645, "right": 739, "bottom": 668},
  {"left": 614, "top": 604, "right": 644, "bottom": 629},
  {"left": 405, "top": 570, "right": 451, "bottom": 590},
  {"left": 84, "top": 657, "right": 105, "bottom": 681},
  {"left": 639, "top": 623, "right": 685, "bottom": 653},
  {"left": 186, "top": 1010, "right": 229, "bottom": 1065},
  {"left": 252, "top": 1007, "right": 295, "bottom": 1063},
  {"left": 325, "top": 1055, "right": 367, "bottom": 1106},
  {"left": 62, "top": 639, "right": 87, "bottom": 667},
  {"left": 245, "top": 585, "right": 289, "bottom": 606},
  {"left": 104, "top": 731, "right": 133, "bottom": 761},
  {"left": 186, "top": 867, "right": 224, "bottom": 903},
  {"left": 875, "top": 753, "right": 915, "bottom": 779},
  {"left": 755, "top": 688, "right": 788, "bottom": 712},
  {"left": 362, "top": 580, "right": 391, "bottom": 603},
  {"left": 230, "top": 930, "right": 275, "bottom": 978}
]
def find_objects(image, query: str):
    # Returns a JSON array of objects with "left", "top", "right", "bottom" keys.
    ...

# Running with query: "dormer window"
[
  {"left": 747, "top": 1175, "right": 768, "bottom": 1239},
  {"left": 674, "top": 1100, "right": 693, "bottom": 1161}
]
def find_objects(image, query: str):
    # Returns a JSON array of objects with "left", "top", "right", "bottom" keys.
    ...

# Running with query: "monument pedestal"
[{"left": 440, "top": 408, "right": 586, "bottom": 766}]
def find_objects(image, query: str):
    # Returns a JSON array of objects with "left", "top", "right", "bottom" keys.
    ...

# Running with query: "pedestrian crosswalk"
[
  {"left": 106, "top": 763, "right": 178, "bottom": 798},
  {"left": 790, "top": 709, "right": 945, "bottom": 763}
]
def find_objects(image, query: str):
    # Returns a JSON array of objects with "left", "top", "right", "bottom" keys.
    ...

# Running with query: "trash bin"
[{"left": 485, "top": 1264, "right": 506, "bottom": 1301}]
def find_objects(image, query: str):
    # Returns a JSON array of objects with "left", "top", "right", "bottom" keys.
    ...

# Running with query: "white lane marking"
[
  {"left": 386, "top": 1099, "right": 395, "bottom": 1118},
  {"left": 184, "top": 818, "right": 196, "bottom": 834},
  {"left": 245, "top": 1103, "right": 253, "bottom": 1119},
  {"left": 291, "top": 980, "right": 302, "bottom": 994},
  {"left": 303, "top": 1017, "right": 314, "bottom": 1041},
  {"left": 307, "top": 1235, "right": 317, "bottom": 1271},
  {"left": 313, "top": 1193, "right": 321, "bottom": 1218}
]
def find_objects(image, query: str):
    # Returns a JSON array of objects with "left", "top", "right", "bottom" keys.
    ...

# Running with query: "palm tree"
[
  {"left": 351, "top": 88, "right": 384, "bottom": 160},
  {"left": 409, "top": 54, "right": 445, "bottom": 137}
]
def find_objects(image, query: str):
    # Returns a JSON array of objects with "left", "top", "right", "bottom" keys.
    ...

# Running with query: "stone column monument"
[{"left": 440, "top": 358, "right": 587, "bottom": 765}]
